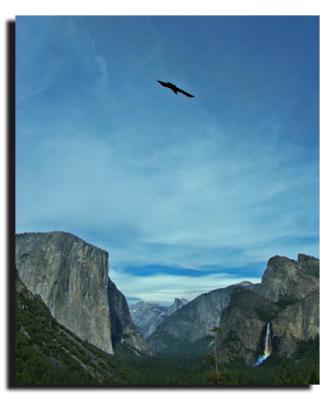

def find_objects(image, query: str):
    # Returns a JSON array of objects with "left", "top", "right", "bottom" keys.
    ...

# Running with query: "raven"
[{"left": 157, "top": 80, "right": 194, "bottom": 98}]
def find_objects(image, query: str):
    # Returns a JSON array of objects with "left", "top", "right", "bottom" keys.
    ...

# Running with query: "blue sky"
[{"left": 16, "top": 16, "right": 319, "bottom": 304}]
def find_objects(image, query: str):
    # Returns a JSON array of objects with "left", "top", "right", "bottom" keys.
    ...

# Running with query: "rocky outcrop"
[
  {"left": 297, "top": 254, "right": 319, "bottom": 278},
  {"left": 16, "top": 232, "right": 114, "bottom": 354},
  {"left": 216, "top": 254, "right": 319, "bottom": 364},
  {"left": 258, "top": 255, "right": 319, "bottom": 303},
  {"left": 148, "top": 282, "right": 252, "bottom": 354},
  {"left": 15, "top": 231, "right": 149, "bottom": 356}
]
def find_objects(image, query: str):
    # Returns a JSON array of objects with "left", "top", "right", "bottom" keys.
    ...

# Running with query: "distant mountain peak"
[
  {"left": 166, "top": 297, "right": 189, "bottom": 316},
  {"left": 129, "top": 297, "right": 189, "bottom": 338},
  {"left": 238, "top": 281, "right": 253, "bottom": 286}
]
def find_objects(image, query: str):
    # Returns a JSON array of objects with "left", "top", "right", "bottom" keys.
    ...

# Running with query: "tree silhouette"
[{"left": 207, "top": 325, "right": 224, "bottom": 384}]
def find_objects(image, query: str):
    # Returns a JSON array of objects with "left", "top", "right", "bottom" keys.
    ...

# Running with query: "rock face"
[
  {"left": 216, "top": 255, "right": 319, "bottom": 364},
  {"left": 148, "top": 282, "right": 252, "bottom": 354},
  {"left": 272, "top": 289, "right": 319, "bottom": 356},
  {"left": 16, "top": 232, "right": 114, "bottom": 354},
  {"left": 258, "top": 255, "right": 319, "bottom": 303},
  {"left": 15, "top": 231, "right": 149, "bottom": 356},
  {"left": 108, "top": 280, "right": 150, "bottom": 354},
  {"left": 216, "top": 286, "right": 280, "bottom": 364},
  {"left": 129, "top": 298, "right": 189, "bottom": 338}
]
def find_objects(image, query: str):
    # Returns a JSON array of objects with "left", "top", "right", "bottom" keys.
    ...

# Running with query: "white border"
[{"left": 1, "top": 1, "right": 334, "bottom": 399}]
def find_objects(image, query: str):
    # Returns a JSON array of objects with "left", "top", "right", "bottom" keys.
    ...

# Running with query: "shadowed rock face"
[
  {"left": 217, "top": 286, "right": 280, "bottom": 364},
  {"left": 108, "top": 279, "right": 132, "bottom": 344},
  {"left": 108, "top": 280, "right": 151, "bottom": 354},
  {"left": 297, "top": 254, "right": 319, "bottom": 278},
  {"left": 217, "top": 254, "right": 319, "bottom": 364},
  {"left": 16, "top": 232, "right": 114, "bottom": 354}
]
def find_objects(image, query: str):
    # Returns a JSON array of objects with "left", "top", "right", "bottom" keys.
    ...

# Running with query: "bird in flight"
[{"left": 157, "top": 80, "right": 194, "bottom": 98}]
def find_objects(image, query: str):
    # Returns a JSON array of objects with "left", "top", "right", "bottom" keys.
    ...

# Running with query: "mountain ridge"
[{"left": 148, "top": 281, "right": 253, "bottom": 353}]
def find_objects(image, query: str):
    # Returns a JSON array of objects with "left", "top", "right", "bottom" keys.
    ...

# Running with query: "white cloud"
[
  {"left": 109, "top": 269, "right": 260, "bottom": 305},
  {"left": 16, "top": 116, "right": 318, "bottom": 271}
]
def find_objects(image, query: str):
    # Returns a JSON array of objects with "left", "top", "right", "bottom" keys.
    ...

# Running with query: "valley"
[{"left": 14, "top": 231, "right": 319, "bottom": 386}]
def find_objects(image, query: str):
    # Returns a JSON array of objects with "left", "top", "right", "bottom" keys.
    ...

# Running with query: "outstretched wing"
[
  {"left": 176, "top": 87, "right": 194, "bottom": 98},
  {"left": 157, "top": 80, "right": 170, "bottom": 88}
]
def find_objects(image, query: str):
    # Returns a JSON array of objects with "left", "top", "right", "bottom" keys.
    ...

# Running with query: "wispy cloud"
[
  {"left": 16, "top": 118, "right": 318, "bottom": 278},
  {"left": 16, "top": 17, "right": 110, "bottom": 106},
  {"left": 109, "top": 269, "right": 260, "bottom": 304}
]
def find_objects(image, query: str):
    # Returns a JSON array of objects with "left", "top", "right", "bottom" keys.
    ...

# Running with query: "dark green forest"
[{"left": 117, "top": 337, "right": 319, "bottom": 386}]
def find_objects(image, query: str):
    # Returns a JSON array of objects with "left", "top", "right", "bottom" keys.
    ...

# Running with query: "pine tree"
[{"left": 206, "top": 325, "right": 224, "bottom": 384}]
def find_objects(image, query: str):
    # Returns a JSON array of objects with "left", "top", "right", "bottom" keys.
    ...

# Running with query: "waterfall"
[
  {"left": 253, "top": 322, "right": 272, "bottom": 366},
  {"left": 264, "top": 322, "right": 272, "bottom": 357}
]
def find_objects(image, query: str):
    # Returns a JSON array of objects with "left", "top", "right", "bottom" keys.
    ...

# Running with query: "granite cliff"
[
  {"left": 216, "top": 254, "right": 319, "bottom": 364},
  {"left": 15, "top": 232, "right": 148, "bottom": 356},
  {"left": 258, "top": 254, "right": 319, "bottom": 302}
]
